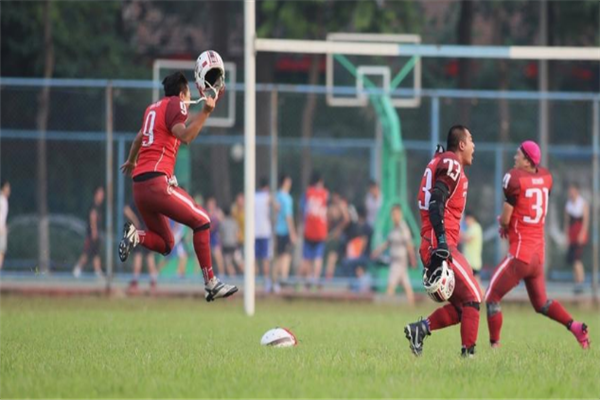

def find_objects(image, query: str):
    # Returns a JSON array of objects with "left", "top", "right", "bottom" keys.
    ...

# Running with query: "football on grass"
[{"left": 260, "top": 327, "right": 297, "bottom": 347}]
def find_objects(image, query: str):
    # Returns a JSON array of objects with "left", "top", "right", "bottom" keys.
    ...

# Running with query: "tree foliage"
[{"left": 1, "top": 1, "right": 143, "bottom": 78}]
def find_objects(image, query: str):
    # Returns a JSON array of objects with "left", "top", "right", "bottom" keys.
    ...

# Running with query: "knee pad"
[
  {"left": 463, "top": 301, "right": 480, "bottom": 311},
  {"left": 536, "top": 299, "right": 553, "bottom": 315},
  {"left": 194, "top": 222, "right": 211, "bottom": 232},
  {"left": 486, "top": 302, "right": 501, "bottom": 317}
]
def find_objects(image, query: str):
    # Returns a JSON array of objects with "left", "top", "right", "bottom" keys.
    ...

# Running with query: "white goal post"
[{"left": 255, "top": 39, "right": 600, "bottom": 60}]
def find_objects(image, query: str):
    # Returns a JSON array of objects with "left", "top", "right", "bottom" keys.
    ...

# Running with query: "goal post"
[{"left": 255, "top": 39, "right": 600, "bottom": 61}]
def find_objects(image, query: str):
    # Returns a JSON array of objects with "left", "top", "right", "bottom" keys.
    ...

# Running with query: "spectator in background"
[
  {"left": 124, "top": 202, "right": 159, "bottom": 291},
  {"left": 220, "top": 206, "right": 243, "bottom": 276},
  {"left": 564, "top": 183, "right": 589, "bottom": 294},
  {"left": 298, "top": 172, "right": 329, "bottom": 289},
  {"left": 255, "top": 177, "right": 274, "bottom": 292},
  {"left": 231, "top": 192, "right": 245, "bottom": 258},
  {"left": 274, "top": 174, "right": 297, "bottom": 293},
  {"left": 206, "top": 196, "right": 225, "bottom": 277},
  {"left": 343, "top": 206, "right": 373, "bottom": 293},
  {"left": 324, "top": 192, "right": 351, "bottom": 280},
  {"left": 0, "top": 180, "right": 10, "bottom": 270},
  {"left": 365, "top": 180, "right": 383, "bottom": 229},
  {"left": 461, "top": 211, "right": 484, "bottom": 297},
  {"left": 371, "top": 205, "right": 417, "bottom": 304},
  {"left": 73, "top": 186, "right": 105, "bottom": 279}
]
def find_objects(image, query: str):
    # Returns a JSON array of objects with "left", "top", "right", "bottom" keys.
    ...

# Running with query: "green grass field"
[{"left": 1, "top": 295, "right": 598, "bottom": 398}]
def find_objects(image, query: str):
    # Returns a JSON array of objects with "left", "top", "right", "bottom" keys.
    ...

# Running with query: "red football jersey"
[
  {"left": 303, "top": 186, "right": 329, "bottom": 241},
  {"left": 133, "top": 96, "right": 188, "bottom": 178},
  {"left": 503, "top": 167, "right": 552, "bottom": 263},
  {"left": 418, "top": 151, "right": 468, "bottom": 248}
]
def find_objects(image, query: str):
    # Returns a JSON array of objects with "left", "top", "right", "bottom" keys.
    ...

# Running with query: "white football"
[{"left": 260, "top": 327, "right": 297, "bottom": 348}]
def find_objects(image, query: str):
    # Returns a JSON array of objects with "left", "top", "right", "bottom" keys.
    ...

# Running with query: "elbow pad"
[{"left": 428, "top": 180, "right": 450, "bottom": 240}]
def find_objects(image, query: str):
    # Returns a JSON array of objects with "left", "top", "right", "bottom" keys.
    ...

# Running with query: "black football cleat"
[{"left": 404, "top": 318, "right": 431, "bottom": 356}]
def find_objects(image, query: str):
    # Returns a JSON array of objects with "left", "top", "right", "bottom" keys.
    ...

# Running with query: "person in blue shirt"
[{"left": 273, "top": 174, "right": 297, "bottom": 293}]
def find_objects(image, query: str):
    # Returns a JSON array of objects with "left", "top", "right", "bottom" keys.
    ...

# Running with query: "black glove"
[{"left": 430, "top": 234, "right": 451, "bottom": 269}]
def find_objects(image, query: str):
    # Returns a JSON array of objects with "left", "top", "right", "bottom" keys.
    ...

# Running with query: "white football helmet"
[
  {"left": 194, "top": 50, "right": 225, "bottom": 101},
  {"left": 423, "top": 260, "right": 455, "bottom": 302},
  {"left": 260, "top": 327, "right": 298, "bottom": 348}
]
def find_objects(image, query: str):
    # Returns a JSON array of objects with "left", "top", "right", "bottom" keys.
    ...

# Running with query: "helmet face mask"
[
  {"left": 423, "top": 260, "right": 455, "bottom": 302},
  {"left": 194, "top": 50, "right": 225, "bottom": 102}
]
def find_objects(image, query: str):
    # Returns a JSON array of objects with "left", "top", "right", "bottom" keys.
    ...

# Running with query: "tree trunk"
[
  {"left": 494, "top": 9, "right": 510, "bottom": 143},
  {"left": 208, "top": 1, "right": 232, "bottom": 206},
  {"left": 457, "top": 0, "right": 473, "bottom": 125},
  {"left": 36, "top": 0, "right": 54, "bottom": 273},
  {"left": 300, "top": 55, "right": 320, "bottom": 193},
  {"left": 255, "top": 54, "right": 276, "bottom": 187},
  {"left": 498, "top": 62, "right": 511, "bottom": 143}
]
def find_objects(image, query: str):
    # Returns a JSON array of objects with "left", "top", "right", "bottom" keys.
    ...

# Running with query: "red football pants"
[
  {"left": 420, "top": 244, "right": 482, "bottom": 348},
  {"left": 133, "top": 175, "right": 214, "bottom": 283},
  {"left": 485, "top": 254, "right": 548, "bottom": 308},
  {"left": 485, "top": 254, "right": 572, "bottom": 343}
]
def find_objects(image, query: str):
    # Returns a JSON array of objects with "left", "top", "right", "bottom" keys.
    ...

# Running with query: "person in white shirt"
[
  {"left": 0, "top": 180, "right": 11, "bottom": 270},
  {"left": 564, "top": 183, "right": 590, "bottom": 294},
  {"left": 255, "top": 177, "right": 275, "bottom": 292},
  {"left": 371, "top": 204, "right": 417, "bottom": 304},
  {"left": 365, "top": 180, "right": 382, "bottom": 229}
]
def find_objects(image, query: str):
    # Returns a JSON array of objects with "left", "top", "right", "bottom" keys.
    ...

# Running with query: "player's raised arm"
[
  {"left": 172, "top": 49, "right": 225, "bottom": 145},
  {"left": 171, "top": 97, "right": 215, "bottom": 144}
]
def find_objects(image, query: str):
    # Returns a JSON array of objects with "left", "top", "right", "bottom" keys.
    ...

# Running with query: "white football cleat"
[
  {"left": 204, "top": 277, "right": 238, "bottom": 302},
  {"left": 118, "top": 222, "right": 139, "bottom": 262}
]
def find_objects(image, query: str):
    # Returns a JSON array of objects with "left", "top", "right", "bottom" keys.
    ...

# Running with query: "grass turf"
[{"left": 1, "top": 295, "right": 598, "bottom": 398}]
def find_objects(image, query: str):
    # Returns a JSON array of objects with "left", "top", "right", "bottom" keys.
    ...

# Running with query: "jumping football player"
[
  {"left": 405, "top": 125, "right": 481, "bottom": 357},
  {"left": 119, "top": 50, "right": 238, "bottom": 302},
  {"left": 485, "top": 141, "right": 589, "bottom": 349}
]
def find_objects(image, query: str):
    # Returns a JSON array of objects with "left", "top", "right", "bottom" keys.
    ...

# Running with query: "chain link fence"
[{"left": 1, "top": 79, "right": 598, "bottom": 292}]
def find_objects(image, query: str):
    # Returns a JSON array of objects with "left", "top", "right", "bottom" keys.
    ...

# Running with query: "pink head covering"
[{"left": 520, "top": 140, "right": 541, "bottom": 166}]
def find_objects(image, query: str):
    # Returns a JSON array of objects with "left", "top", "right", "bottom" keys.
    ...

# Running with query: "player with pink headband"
[{"left": 484, "top": 140, "right": 589, "bottom": 349}]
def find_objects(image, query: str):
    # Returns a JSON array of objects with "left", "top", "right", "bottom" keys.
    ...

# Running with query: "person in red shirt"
[
  {"left": 485, "top": 141, "right": 589, "bottom": 349},
  {"left": 405, "top": 125, "right": 481, "bottom": 357},
  {"left": 298, "top": 172, "right": 329, "bottom": 288},
  {"left": 119, "top": 50, "right": 237, "bottom": 302}
]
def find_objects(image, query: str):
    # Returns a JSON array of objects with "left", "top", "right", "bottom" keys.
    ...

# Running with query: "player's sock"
[
  {"left": 193, "top": 229, "right": 215, "bottom": 284},
  {"left": 138, "top": 231, "right": 168, "bottom": 254},
  {"left": 460, "top": 305, "right": 479, "bottom": 349},
  {"left": 426, "top": 304, "right": 460, "bottom": 331},
  {"left": 544, "top": 300, "right": 573, "bottom": 326},
  {"left": 487, "top": 312, "right": 503, "bottom": 344}
]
